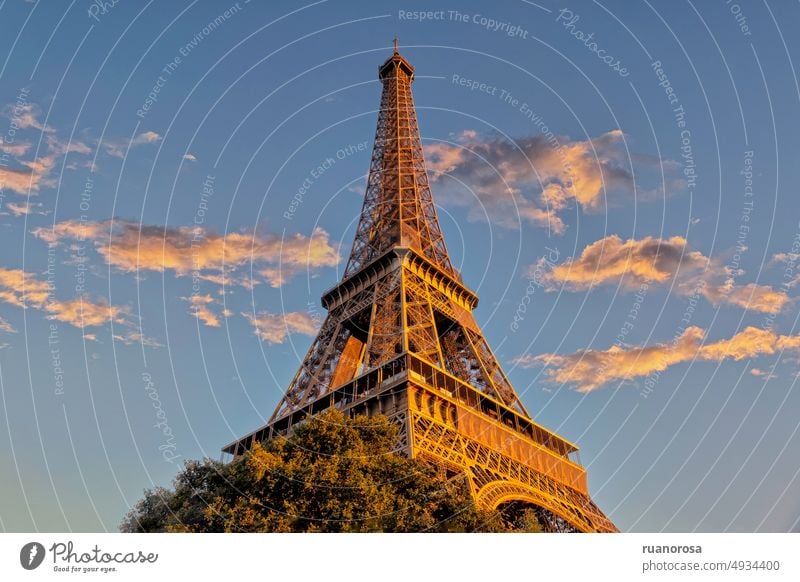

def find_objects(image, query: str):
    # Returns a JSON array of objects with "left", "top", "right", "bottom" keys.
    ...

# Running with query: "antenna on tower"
[{"left": 393, "top": 36, "right": 399, "bottom": 53}]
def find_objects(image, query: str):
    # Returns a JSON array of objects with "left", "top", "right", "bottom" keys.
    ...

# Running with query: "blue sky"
[{"left": 1, "top": 0, "right": 799, "bottom": 532}]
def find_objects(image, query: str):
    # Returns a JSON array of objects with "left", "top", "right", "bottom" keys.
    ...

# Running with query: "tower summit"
[
  {"left": 224, "top": 46, "right": 617, "bottom": 532},
  {"left": 346, "top": 38, "right": 454, "bottom": 279}
]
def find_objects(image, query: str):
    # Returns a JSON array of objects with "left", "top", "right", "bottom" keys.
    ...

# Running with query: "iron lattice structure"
[{"left": 224, "top": 46, "right": 617, "bottom": 533}]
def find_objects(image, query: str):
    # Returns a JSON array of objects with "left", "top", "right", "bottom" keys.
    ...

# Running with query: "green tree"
[{"left": 121, "top": 409, "right": 542, "bottom": 532}]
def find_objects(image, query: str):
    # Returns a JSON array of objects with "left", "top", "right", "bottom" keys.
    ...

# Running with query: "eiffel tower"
[{"left": 223, "top": 42, "right": 617, "bottom": 533}]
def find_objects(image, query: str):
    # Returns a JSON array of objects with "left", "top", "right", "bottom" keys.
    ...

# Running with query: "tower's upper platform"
[{"left": 379, "top": 41, "right": 415, "bottom": 81}]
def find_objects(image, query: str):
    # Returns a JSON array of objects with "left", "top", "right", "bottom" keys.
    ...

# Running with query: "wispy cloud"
[
  {"left": 242, "top": 310, "right": 318, "bottom": 344},
  {"left": 0, "top": 138, "right": 31, "bottom": 157},
  {"left": 182, "top": 293, "right": 232, "bottom": 327},
  {"left": 516, "top": 326, "right": 800, "bottom": 392},
  {"left": 101, "top": 130, "right": 161, "bottom": 158},
  {"left": 5, "top": 201, "right": 48, "bottom": 217},
  {"left": 0, "top": 316, "right": 15, "bottom": 334},
  {"left": 424, "top": 129, "right": 680, "bottom": 234},
  {"left": 770, "top": 252, "right": 800, "bottom": 289},
  {"left": 33, "top": 219, "right": 341, "bottom": 288},
  {"left": 0, "top": 143, "right": 69, "bottom": 195},
  {"left": 750, "top": 367, "right": 777, "bottom": 380},
  {"left": 112, "top": 330, "right": 162, "bottom": 347},
  {"left": 532, "top": 235, "right": 789, "bottom": 314},
  {"left": 45, "top": 296, "right": 128, "bottom": 328},
  {"left": 0, "top": 103, "right": 91, "bottom": 195},
  {"left": 3, "top": 102, "right": 52, "bottom": 133},
  {"left": 0, "top": 267, "right": 128, "bottom": 330}
]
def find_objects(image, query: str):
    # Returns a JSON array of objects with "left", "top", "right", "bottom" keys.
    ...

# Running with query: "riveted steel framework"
[{"left": 223, "top": 45, "right": 617, "bottom": 533}]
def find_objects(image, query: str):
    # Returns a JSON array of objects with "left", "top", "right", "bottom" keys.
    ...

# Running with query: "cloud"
[
  {"left": 0, "top": 138, "right": 31, "bottom": 157},
  {"left": 3, "top": 102, "right": 52, "bottom": 133},
  {"left": 517, "top": 325, "right": 800, "bottom": 392},
  {"left": 46, "top": 133, "right": 92, "bottom": 157},
  {"left": 102, "top": 131, "right": 162, "bottom": 158},
  {"left": 701, "top": 282, "right": 788, "bottom": 314},
  {"left": 0, "top": 103, "right": 91, "bottom": 195},
  {"left": 701, "top": 326, "right": 800, "bottom": 359},
  {"left": 45, "top": 297, "right": 128, "bottom": 328},
  {"left": 1, "top": 100, "right": 160, "bottom": 182},
  {"left": 750, "top": 367, "right": 777, "bottom": 380},
  {"left": 533, "top": 235, "right": 789, "bottom": 314},
  {"left": 771, "top": 252, "right": 799, "bottom": 265},
  {"left": 0, "top": 145, "right": 69, "bottom": 194},
  {"left": 112, "top": 330, "right": 162, "bottom": 347},
  {"left": 770, "top": 252, "right": 800, "bottom": 289},
  {"left": 242, "top": 311, "right": 318, "bottom": 344},
  {"left": 0, "top": 267, "right": 128, "bottom": 329},
  {"left": 0, "top": 166, "right": 41, "bottom": 194},
  {"left": 183, "top": 153, "right": 197, "bottom": 162},
  {"left": 0, "top": 316, "right": 15, "bottom": 334},
  {"left": 258, "top": 232, "right": 341, "bottom": 287},
  {"left": 133, "top": 131, "right": 161, "bottom": 145},
  {"left": 5, "top": 201, "right": 48, "bottom": 217},
  {"left": 33, "top": 219, "right": 341, "bottom": 288},
  {"left": 423, "top": 129, "right": 679, "bottom": 234},
  {"left": 0, "top": 267, "right": 51, "bottom": 306},
  {"left": 183, "top": 294, "right": 226, "bottom": 327}
]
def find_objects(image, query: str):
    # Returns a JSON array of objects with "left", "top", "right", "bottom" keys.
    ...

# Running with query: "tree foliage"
[{"left": 121, "top": 409, "right": 542, "bottom": 533}]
